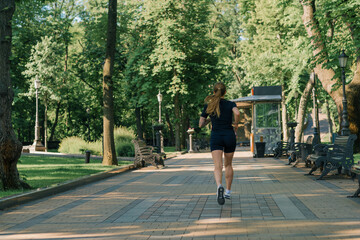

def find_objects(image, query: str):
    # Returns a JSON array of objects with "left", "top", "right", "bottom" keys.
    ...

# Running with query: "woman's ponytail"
[{"left": 204, "top": 82, "right": 226, "bottom": 118}]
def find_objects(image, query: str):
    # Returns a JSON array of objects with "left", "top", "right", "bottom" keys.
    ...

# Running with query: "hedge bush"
[
  {"left": 114, "top": 126, "right": 135, "bottom": 157},
  {"left": 59, "top": 126, "right": 135, "bottom": 157}
]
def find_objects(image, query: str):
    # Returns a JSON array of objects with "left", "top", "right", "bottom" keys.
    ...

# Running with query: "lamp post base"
[
  {"left": 31, "top": 140, "right": 45, "bottom": 152},
  {"left": 341, "top": 129, "right": 350, "bottom": 136},
  {"left": 313, "top": 127, "right": 320, "bottom": 146}
]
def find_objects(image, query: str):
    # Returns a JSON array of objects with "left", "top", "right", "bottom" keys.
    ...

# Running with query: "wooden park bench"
[
  {"left": 305, "top": 134, "right": 357, "bottom": 180},
  {"left": 132, "top": 139, "right": 165, "bottom": 168},
  {"left": 186, "top": 138, "right": 210, "bottom": 152},
  {"left": 348, "top": 164, "right": 360, "bottom": 198},
  {"left": 288, "top": 136, "right": 314, "bottom": 167},
  {"left": 273, "top": 141, "right": 290, "bottom": 158},
  {"left": 193, "top": 139, "right": 210, "bottom": 152}
]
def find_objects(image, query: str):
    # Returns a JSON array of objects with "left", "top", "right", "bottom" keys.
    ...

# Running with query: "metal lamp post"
[
  {"left": 339, "top": 50, "right": 350, "bottom": 136},
  {"left": 157, "top": 91, "right": 164, "bottom": 153},
  {"left": 312, "top": 72, "right": 320, "bottom": 145},
  {"left": 32, "top": 77, "right": 44, "bottom": 151},
  {"left": 157, "top": 91, "right": 162, "bottom": 124},
  {"left": 86, "top": 108, "right": 91, "bottom": 142}
]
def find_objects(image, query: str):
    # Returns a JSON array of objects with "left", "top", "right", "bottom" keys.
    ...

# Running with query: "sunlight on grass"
[{"left": 0, "top": 155, "right": 132, "bottom": 199}]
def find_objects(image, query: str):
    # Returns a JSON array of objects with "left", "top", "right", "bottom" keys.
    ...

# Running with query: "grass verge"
[
  {"left": 0, "top": 155, "right": 132, "bottom": 199},
  {"left": 164, "top": 146, "right": 176, "bottom": 153}
]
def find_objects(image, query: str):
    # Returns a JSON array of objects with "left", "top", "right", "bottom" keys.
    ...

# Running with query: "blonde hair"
[{"left": 204, "top": 82, "right": 226, "bottom": 118}]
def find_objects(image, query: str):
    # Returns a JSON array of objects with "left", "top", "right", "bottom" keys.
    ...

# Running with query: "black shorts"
[{"left": 210, "top": 131, "right": 236, "bottom": 153}]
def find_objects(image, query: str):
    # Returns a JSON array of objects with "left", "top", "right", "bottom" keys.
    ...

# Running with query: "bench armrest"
[
  {"left": 313, "top": 143, "right": 328, "bottom": 151},
  {"left": 326, "top": 144, "right": 346, "bottom": 153},
  {"left": 323, "top": 144, "right": 346, "bottom": 152},
  {"left": 293, "top": 142, "right": 305, "bottom": 148}
]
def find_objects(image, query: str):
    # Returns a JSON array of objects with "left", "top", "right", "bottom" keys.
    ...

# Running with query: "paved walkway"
[{"left": 1, "top": 150, "right": 360, "bottom": 239}]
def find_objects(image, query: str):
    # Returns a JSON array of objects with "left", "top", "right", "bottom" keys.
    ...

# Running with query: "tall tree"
[
  {"left": 23, "top": 36, "right": 65, "bottom": 150},
  {"left": 238, "top": 0, "right": 312, "bottom": 141},
  {"left": 142, "top": 0, "right": 217, "bottom": 151},
  {"left": 300, "top": 0, "right": 360, "bottom": 149},
  {"left": 295, "top": 75, "right": 314, "bottom": 142},
  {"left": 11, "top": 0, "right": 84, "bottom": 143},
  {"left": 209, "top": 0, "right": 246, "bottom": 96},
  {"left": 0, "top": 0, "right": 29, "bottom": 190},
  {"left": 102, "top": 0, "right": 117, "bottom": 165}
]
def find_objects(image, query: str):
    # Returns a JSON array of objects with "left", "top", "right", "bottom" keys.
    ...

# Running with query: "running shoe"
[
  {"left": 225, "top": 190, "right": 231, "bottom": 199},
  {"left": 225, "top": 193, "right": 231, "bottom": 199},
  {"left": 217, "top": 186, "right": 225, "bottom": 205}
]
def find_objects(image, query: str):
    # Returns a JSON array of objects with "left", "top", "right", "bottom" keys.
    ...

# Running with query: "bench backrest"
[
  {"left": 132, "top": 139, "right": 153, "bottom": 158},
  {"left": 330, "top": 134, "right": 357, "bottom": 168},
  {"left": 334, "top": 135, "right": 352, "bottom": 146}
]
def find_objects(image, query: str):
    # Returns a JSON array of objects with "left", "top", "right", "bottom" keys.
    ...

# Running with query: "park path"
[{"left": 1, "top": 150, "right": 360, "bottom": 239}]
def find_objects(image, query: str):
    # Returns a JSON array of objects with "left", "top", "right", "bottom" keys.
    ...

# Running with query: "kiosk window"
[{"left": 255, "top": 103, "right": 279, "bottom": 128}]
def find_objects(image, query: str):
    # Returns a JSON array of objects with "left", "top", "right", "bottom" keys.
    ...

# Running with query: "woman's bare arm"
[
  {"left": 232, "top": 107, "right": 240, "bottom": 133},
  {"left": 199, "top": 117, "right": 211, "bottom": 128}
]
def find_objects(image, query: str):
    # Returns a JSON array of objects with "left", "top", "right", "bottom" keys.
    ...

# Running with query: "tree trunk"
[
  {"left": 295, "top": 78, "right": 313, "bottom": 142},
  {"left": 174, "top": 92, "right": 181, "bottom": 151},
  {"left": 231, "top": 68, "right": 242, "bottom": 85},
  {"left": 165, "top": 111, "right": 174, "bottom": 146},
  {"left": 64, "top": 45, "right": 68, "bottom": 74},
  {"left": 49, "top": 101, "right": 60, "bottom": 141},
  {"left": 325, "top": 98, "right": 334, "bottom": 142},
  {"left": 181, "top": 107, "right": 188, "bottom": 149},
  {"left": 343, "top": 83, "right": 360, "bottom": 146},
  {"left": 0, "top": 0, "right": 28, "bottom": 190},
  {"left": 300, "top": 0, "right": 360, "bottom": 151},
  {"left": 102, "top": 0, "right": 117, "bottom": 165},
  {"left": 141, "top": 108, "right": 147, "bottom": 140},
  {"left": 281, "top": 88, "right": 289, "bottom": 141},
  {"left": 135, "top": 106, "right": 143, "bottom": 140}
]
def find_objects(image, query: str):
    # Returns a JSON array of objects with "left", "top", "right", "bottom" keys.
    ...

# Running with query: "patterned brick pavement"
[{"left": 1, "top": 150, "right": 360, "bottom": 239}]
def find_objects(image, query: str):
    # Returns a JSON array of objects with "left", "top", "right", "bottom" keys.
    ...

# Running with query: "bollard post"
[
  {"left": 189, "top": 133, "right": 193, "bottom": 153},
  {"left": 187, "top": 128, "right": 195, "bottom": 153},
  {"left": 155, "top": 130, "right": 161, "bottom": 153},
  {"left": 85, "top": 150, "right": 91, "bottom": 163}
]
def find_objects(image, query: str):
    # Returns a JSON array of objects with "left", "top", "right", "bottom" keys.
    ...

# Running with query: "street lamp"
[
  {"left": 32, "top": 76, "right": 44, "bottom": 151},
  {"left": 157, "top": 90, "right": 164, "bottom": 153},
  {"left": 339, "top": 50, "right": 350, "bottom": 136},
  {"left": 311, "top": 72, "right": 320, "bottom": 145},
  {"left": 86, "top": 108, "right": 91, "bottom": 142},
  {"left": 157, "top": 91, "right": 162, "bottom": 123}
]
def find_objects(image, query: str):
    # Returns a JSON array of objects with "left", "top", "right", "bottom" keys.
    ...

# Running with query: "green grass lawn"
[
  {"left": 46, "top": 149, "right": 59, "bottom": 153},
  {"left": 0, "top": 155, "right": 132, "bottom": 199},
  {"left": 164, "top": 146, "right": 176, "bottom": 153}
]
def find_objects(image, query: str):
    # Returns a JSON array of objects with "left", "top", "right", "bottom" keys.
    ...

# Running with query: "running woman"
[{"left": 199, "top": 82, "right": 240, "bottom": 205}]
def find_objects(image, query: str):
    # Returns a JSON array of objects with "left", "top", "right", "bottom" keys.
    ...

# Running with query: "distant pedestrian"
[{"left": 199, "top": 82, "right": 240, "bottom": 205}]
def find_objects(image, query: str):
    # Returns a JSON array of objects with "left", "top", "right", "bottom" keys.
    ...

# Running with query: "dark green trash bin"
[{"left": 255, "top": 142, "right": 266, "bottom": 158}]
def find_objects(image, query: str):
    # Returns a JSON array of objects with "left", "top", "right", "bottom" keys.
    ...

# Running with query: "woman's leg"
[
  {"left": 224, "top": 152, "right": 234, "bottom": 191},
  {"left": 211, "top": 150, "right": 224, "bottom": 187}
]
